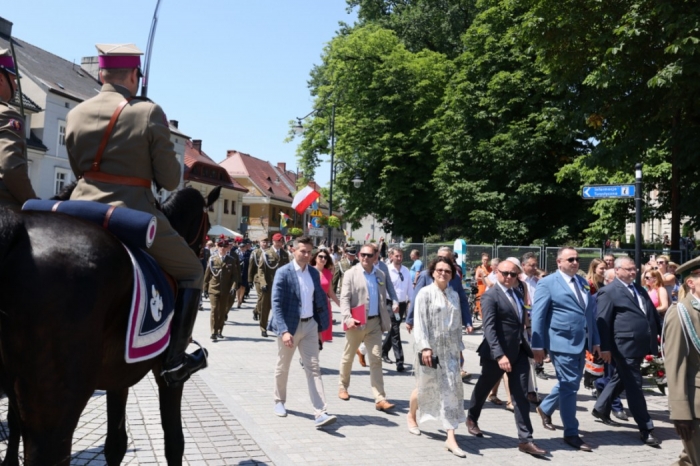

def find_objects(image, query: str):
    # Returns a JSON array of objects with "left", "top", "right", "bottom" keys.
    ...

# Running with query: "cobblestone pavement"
[{"left": 0, "top": 290, "right": 685, "bottom": 465}]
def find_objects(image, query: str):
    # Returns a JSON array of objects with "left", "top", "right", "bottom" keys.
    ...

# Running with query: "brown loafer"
[
  {"left": 375, "top": 400, "right": 395, "bottom": 411},
  {"left": 564, "top": 435, "right": 592, "bottom": 452},
  {"left": 466, "top": 416, "right": 483, "bottom": 437},
  {"left": 356, "top": 349, "right": 367, "bottom": 367},
  {"left": 536, "top": 406, "right": 555, "bottom": 431},
  {"left": 338, "top": 389, "right": 350, "bottom": 401},
  {"left": 519, "top": 442, "right": 547, "bottom": 457}
]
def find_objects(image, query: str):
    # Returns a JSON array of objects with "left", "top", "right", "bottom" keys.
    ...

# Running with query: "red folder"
[{"left": 343, "top": 304, "right": 366, "bottom": 331}]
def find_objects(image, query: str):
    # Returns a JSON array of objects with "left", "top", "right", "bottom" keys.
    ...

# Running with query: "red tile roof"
[
  {"left": 183, "top": 141, "right": 247, "bottom": 192},
  {"left": 221, "top": 151, "right": 295, "bottom": 202}
]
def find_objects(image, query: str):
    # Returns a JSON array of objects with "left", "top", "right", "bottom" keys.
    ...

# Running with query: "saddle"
[{"left": 22, "top": 199, "right": 176, "bottom": 363}]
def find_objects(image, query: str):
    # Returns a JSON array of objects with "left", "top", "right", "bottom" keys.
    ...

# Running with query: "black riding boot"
[{"left": 161, "top": 288, "right": 208, "bottom": 387}]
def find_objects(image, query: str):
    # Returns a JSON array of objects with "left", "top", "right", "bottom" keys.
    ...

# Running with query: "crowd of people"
[{"left": 203, "top": 238, "right": 695, "bottom": 464}]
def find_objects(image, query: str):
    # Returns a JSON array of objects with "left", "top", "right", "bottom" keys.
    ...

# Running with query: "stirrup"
[{"left": 160, "top": 340, "right": 208, "bottom": 383}]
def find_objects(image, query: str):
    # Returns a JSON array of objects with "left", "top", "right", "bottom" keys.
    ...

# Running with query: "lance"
[
  {"left": 141, "top": 0, "right": 164, "bottom": 98},
  {"left": 8, "top": 37, "right": 25, "bottom": 118}
]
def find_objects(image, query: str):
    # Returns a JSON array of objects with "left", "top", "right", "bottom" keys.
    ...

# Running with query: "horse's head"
[{"left": 161, "top": 186, "right": 221, "bottom": 256}]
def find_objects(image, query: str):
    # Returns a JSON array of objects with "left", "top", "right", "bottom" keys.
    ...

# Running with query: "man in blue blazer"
[
  {"left": 268, "top": 236, "right": 336, "bottom": 428},
  {"left": 531, "top": 247, "right": 601, "bottom": 451}
]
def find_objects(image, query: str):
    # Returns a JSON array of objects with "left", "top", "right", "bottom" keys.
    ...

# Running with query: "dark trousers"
[
  {"left": 382, "top": 301, "right": 406, "bottom": 364},
  {"left": 594, "top": 355, "right": 653, "bottom": 432},
  {"left": 468, "top": 352, "right": 533, "bottom": 442},
  {"left": 594, "top": 362, "right": 624, "bottom": 412}
]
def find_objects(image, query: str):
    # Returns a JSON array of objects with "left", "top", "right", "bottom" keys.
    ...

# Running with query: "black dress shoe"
[
  {"left": 466, "top": 416, "right": 483, "bottom": 437},
  {"left": 210, "top": 333, "right": 218, "bottom": 341},
  {"left": 612, "top": 409, "right": 629, "bottom": 421},
  {"left": 564, "top": 435, "right": 592, "bottom": 452},
  {"left": 261, "top": 329, "right": 268, "bottom": 338},
  {"left": 382, "top": 355, "right": 393, "bottom": 364},
  {"left": 536, "top": 406, "right": 555, "bottom": 431},
  {"left": 641, "top": 430, "right": 661, "bottom": 447},
  {"left": 253, "top": 312, "right": 259, "bottom": 321},
  {"left": 591, "top": 408, "right": 621, "bottom": 426},
  {"left": 396, "top": 363, "right": 405, "bottom": 372},
  {"left": 519, "top": 442, "right": 547, "bottom": 457}
]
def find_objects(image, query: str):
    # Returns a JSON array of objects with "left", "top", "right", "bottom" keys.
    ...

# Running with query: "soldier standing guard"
[
  {"left": 65, "top": 44, "right": 206, "bottom": 386},
  {"left": 0, "top": 49, "right": 37, "bottom": 210},
  {"left": 664, "top": 256, "right": 700, "bottom": 465},
  {"left": 204, "top": 240, "right": 238, "bottom": 341},
  {"left": 249, "top": 233, "right": 289, "bottom": 337}
]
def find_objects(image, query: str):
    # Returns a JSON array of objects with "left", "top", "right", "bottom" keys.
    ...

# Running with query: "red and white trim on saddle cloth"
[{"left": 124, "top": 246, "right": 174, "bottom": 363}]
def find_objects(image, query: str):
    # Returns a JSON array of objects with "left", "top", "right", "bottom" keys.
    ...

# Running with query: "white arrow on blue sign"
[{"left": 581, "top": 184, "right": 635, "bottom": 199}]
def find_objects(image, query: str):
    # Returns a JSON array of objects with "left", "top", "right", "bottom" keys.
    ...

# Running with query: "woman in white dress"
[{"left": 407, "top": 256, "right": 466, "bottom": 457}]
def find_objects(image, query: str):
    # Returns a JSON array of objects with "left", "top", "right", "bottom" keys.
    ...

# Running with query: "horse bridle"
[{"left": 189, "top": 207, "right": 208, "bottom": 251}]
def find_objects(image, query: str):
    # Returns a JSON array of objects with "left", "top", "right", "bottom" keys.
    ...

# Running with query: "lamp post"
[{"left": 293, "top": 106, "right": 363, "bottom": 245}]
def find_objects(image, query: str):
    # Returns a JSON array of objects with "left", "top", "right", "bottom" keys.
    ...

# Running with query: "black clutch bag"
[{"left": 417, "top": 351, "right": 440, "bottom": 368}]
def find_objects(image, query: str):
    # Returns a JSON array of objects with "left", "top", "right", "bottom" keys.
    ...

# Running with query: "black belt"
[
  {"left": 367, "top": 315, "right": 379, "bottom": 320},
  {"left": 300, "top": 317, "right": 313, "bottom": 322}
]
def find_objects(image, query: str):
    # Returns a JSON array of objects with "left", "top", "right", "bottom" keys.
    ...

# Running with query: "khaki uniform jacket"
[
  {"left": 664, "top": 295, "right": 700, "bottom": 421},
  {"left": 0, "top": 102, "right": 36, "bottom": 210},
  {"left": 340, "top": 263, "right": 391, "bottom": 332},
  {"left": 65, "top": 83, "right": 179, "bottom": 211},
  {"left": 332, "top": 258, "right": 355, "bottom": 295},
  {"left": 204, "top": 253, "right": 239, "bottom": 296},
  {"left": 249, "top": 247, "right": 289, "bottom": 289}
]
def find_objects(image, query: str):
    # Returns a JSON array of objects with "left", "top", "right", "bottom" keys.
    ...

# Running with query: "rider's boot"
[{"left": 161, "top": 288, "right": 208, "bottom": 387}]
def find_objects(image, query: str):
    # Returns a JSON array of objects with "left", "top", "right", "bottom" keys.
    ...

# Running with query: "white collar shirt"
[
  {"left": 389, "top": 264, "right": 413, "bottom": 303},
  {"left": 497, "top": 282, "right": 521, "bottom": 321},
  {"left": 293, "top": 260, "right": 315, "bottom": 319},
  {"left": 522, "top": 274, "right": 539, "bottom": 304},
  {"left": 616, "top": 277, "right": 645, "bottom": 313}
]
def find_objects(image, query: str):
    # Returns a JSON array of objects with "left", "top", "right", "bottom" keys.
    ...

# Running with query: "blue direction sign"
[{"left": 582, "top": 184, "right": 635, "bottom": 199}]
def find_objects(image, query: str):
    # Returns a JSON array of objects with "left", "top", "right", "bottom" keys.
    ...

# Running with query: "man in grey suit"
[
  {"left": 268, "top": 236, "right": 336, "bottom": 428},
  {"left": 531, "top": 247, "right": 601, "bottom": 451},
  {"left": 594, "top": 256, "right": 661, "bottom": 446}
]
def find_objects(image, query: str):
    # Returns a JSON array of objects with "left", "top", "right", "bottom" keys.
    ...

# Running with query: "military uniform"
[
  {"left": 332, "top": 255, "right": 357, "bottom": 296},
  {"left": 64, "top": 43, "right": 206, "bottom": 386},
  {"left": 664, "top": 258, "right": 700, "bottom": 466},
  {"left": 249, "top": 244, "right": 289, "bottom": 335},
  {"left": 204, "top": 251, "right": 239, "bottom": 339},
  {"left": 0, "top": 50, "right": 37, "bottom": 211}
]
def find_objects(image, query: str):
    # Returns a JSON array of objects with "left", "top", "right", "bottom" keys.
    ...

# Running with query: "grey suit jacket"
[{"left": 268, "top": 262, "right": 329, "bottom": 336}]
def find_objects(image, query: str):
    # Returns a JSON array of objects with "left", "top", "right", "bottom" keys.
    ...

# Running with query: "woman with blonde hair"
[
  {"left": 586, "top": 259, "right": 606, "bottom": 294},
  {"left": 642, "top": 269, "right": 669, "bottom": 315}
]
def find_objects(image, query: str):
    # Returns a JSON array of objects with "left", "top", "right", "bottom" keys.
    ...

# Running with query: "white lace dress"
[{"left": 413, "top": 283, "right": 466, "bottom": 429}]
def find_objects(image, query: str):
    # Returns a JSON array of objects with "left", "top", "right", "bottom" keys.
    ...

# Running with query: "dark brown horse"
[{"left": 0, "top": 185, "right": 220, "bottom": 465}]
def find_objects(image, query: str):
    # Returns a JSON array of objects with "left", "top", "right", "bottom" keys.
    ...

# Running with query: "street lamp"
[{"left": 293, "top": 105, "right": 363, "bottom": 245}]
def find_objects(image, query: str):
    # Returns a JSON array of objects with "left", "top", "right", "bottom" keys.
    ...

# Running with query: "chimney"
[
  {"left": 226, "top": 150, "right": 238, "bottom": 158},
  {"left": 80, "top": 56, "right": 100, "bottom": 81},
  {"left": 0, "top": 17, "right": 12, "bottom": 38},
  {"left": 277, "top": 162, "right": 286, "bottom": 173},
  {"left": 169, "top": 120, "right": 179, "bottom": 128},
  {"left": 192, "top": 139, "right": 202, "bottom": 152}
]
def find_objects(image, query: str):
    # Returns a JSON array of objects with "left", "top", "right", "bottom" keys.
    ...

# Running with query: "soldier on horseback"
[
  {"left": 65, "top": 43, "right": 206, "bottom": 386},
  {"left": 0, "top": 49, "right": 37, "bottom": 211}
]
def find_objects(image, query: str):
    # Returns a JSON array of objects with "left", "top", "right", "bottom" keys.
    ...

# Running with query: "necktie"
[
  {"left": 571, "top": 277, "right": 585, "bottom": 308},
  {"left": 507, "top": 288, "right": 521, "bottom": 321},
  {"left": 628, "top": 284, "right": 644, "bottom": 312}
]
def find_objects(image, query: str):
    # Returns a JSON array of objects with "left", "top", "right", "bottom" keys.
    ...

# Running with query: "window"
[
  {"left": 57, "top": 120, "right": 66, "bottom": 147},
  {"left": 54, "top": 168, "right": 71, "bottom": 195},
  {"left": 224, "top": 199, "right": 229, "bottom": 214},
  {"left": 231, "top": 201, "right": 236, "bottom": 214}
]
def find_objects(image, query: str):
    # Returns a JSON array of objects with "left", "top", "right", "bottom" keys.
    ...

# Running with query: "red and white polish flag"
[{"left": 292, "top": 186, "right": 320, "bottom": 214}]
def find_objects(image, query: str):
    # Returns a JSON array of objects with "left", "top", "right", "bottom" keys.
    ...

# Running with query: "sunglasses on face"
[
  {"left": 360, "top": 253, "right": 374, "bottom": 258},
  {"left": 498, "top": 270, "right": 519, "bottom": 278},
  {"left": 317, "top": 255, "right": 328, "bottom": 260},
  {"left": 644, "top": 276, "right": 654, "bottom": 280},
  {"left": 565, "top": 257, "right": 580, "bottom": 263},
  {"left": 435, "top": 268, "right": 452, "bottom": 275}
]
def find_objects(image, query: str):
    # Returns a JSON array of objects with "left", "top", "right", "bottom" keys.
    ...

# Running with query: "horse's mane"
[
  {"left": 0, "top": 207, "right": 24, "bottom": 264},
  {"left": 161, "top": 187, "right": 205, "bottom": 232}
]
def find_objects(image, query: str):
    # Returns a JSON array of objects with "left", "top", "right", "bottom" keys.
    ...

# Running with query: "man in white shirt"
[
  {"left": 381, "top": 248, "right": 413, "bottom": 372},
  {"left": 268, "top": 236, "right": 336, "bottom": 428}
]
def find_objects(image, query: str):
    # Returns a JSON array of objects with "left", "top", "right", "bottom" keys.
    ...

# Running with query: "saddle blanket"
[{"left": 124, "top": 245, "right": 175, "bottom": 363}]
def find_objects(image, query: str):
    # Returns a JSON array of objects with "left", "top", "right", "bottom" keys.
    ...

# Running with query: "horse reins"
[{"left": 190, "top": 207, "right": 208, "bottom": 250}]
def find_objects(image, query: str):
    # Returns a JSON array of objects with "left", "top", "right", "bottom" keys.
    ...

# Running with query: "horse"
[{"left": 0, "top": 184, "right": 220, "bottom": 466}]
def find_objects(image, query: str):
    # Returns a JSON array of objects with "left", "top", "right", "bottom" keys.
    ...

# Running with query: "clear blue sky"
[{"left": 4, "top": 1, "right": 357, "bottom": 188}]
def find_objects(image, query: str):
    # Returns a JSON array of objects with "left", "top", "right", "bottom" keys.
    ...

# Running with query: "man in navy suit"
[
  {"left": 268, "top": 236, "right": 337, "bottom": 428},
  {"left": 466, "top": 258, "right": 547, "bottom": 457},
  {"left": 593, "top": 256, "right": 662, "bottom": 446},
  {"left": 531, "top": 247, "right": 601, "bottom": 451}
]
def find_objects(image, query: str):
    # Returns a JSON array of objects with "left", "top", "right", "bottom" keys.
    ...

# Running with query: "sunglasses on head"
[
  {"left": 498, "top": 270, "right": 518, "bottom": 278},
  {"left": 565, "top": 257, "right": 580, "bottom": 263}
]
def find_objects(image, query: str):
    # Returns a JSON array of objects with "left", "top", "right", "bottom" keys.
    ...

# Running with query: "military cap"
[
  {"left": 216, "top": 239, "right": 227, "bottom": 248},
  {"left": 272, "top": 233, "right": 284, "bottom": 241},
  {"left": 95, "top": 43, "right": 143, "bottom": 72},
  {"left": 675, "top": 255, "right": 700, "bottom": 280},
  {"left": 346, "top": 246, "right": 357, "bottom": 255},
  {"left": 0, "top": 48, "right": 18, "bottom": 76}
]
